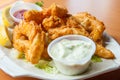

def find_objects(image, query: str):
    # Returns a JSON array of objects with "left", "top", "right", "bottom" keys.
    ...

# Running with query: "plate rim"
[{"left": 0, "top": 32, "right": 120, "bottom": 79}]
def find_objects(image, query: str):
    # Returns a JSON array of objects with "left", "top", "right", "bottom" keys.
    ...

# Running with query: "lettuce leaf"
[
  {"left": 35, "top": 60, "right": 59, "bottom": 74},
  {"left": 91, "top": 55, "right": 102, "bottom": 63},
  {"left": 35, "top": 1, "right": 44, "bottom": 7}
]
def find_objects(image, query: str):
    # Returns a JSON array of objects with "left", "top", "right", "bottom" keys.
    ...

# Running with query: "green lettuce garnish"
[
  {"left": 35, "top": 60, "right": 59, "bottom": 74},
  {"left": 17, "top": 52, "right": 25, "bottom": 59},
  {"left": 91, "top": 55, "right": 102, "bottom": 63},
  {"left": 35, "top": 1, "right": 44, "bottom": 7}
]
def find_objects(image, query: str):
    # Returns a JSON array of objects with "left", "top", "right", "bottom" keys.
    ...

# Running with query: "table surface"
[{"left": 0, "top": 0, "right": 120, "bottom": 80}]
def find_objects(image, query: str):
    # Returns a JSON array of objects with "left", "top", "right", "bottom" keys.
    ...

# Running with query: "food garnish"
[
  {"left": 17, "top": 52, "right": 25, "bottom": 59},
  {"left": 0, "top": 26, "right": 12, "bottom": 47},
  {"left": 91, "top": 55, "right": 102, "bottom": 63},
  {"left": 2, "top": 5, "right": 14, "bottom": 27},
  {"left": 35, "top": 1, "right": 44, "bottom": 7},
  {"left": 35, "top": 60, "right": 59, "bottom": 74}
]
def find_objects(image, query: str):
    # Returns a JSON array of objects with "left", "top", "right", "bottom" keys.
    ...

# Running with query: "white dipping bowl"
[
  {"left": 9, "top": 1, "right": 42, "bottom": 23},
  {"left": 47, "top": 35, "right": 96, "bottom": 75}
]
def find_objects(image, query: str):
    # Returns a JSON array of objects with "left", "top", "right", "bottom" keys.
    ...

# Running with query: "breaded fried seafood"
[
  {"left": 74, "top": 12, "right": 114, "bottom": 59},
  {"left": 74, "top": 12, "right": 105, "bottom": 42},
  {"left": 13, "top": 21, "right": 46, "bottom": 64},
  {"left": 13, "top": 3, "right": 115, "bottom": 64},
  {"left": 24, "top": 10, "right": 44, "bottom": 24}
]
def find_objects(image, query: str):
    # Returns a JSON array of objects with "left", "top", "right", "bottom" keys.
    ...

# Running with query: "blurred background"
[{"left": 0, "top": 0, "right": 120, "bottom": 42}]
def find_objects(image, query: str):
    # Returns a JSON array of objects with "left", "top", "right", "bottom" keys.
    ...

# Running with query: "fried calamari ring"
[{"left": 13, "top": 21, "right": 45, "bottom": 64}]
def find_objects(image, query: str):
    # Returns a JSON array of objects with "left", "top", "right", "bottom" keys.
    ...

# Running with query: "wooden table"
[{"left": 0, "top": 0, "right": 120, "bottom": 80}]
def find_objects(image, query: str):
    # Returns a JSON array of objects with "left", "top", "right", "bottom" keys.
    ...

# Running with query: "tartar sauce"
[{"left": 50, "top": 39, "right": 92, "bottom": 62}]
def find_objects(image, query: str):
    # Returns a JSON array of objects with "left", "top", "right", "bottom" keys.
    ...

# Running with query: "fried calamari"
[
  {"left": 13, "top": 3, "right": 115, "bottom": 64},
  {"left": 74, "top": 12, "right": 105, "bottom": 42},
  {"left": 13, "top": 21, "right": 46, "bottom": 64}
]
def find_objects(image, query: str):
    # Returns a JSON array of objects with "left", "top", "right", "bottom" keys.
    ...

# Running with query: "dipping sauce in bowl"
[
  {"left": 13, "top": 9, "right": 27, "bottom": 19},
  {"left": 48, "top": 35, "right": 96, "bottom": 75},
  {"left": 9, "top": 1, "right": 42, "bottom": 23},
  {"left": 51, "top": 39, "right": 92, "bottom": 63}
]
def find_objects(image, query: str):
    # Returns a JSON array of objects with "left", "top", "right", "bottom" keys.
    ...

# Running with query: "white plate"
[{"left": 0, "top": 10, "right": 120, "bottom": 80}]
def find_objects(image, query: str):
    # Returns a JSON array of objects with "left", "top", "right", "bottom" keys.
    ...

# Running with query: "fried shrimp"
[{"left": 13, "top": 21, "right": 45, "bottom": 64}]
